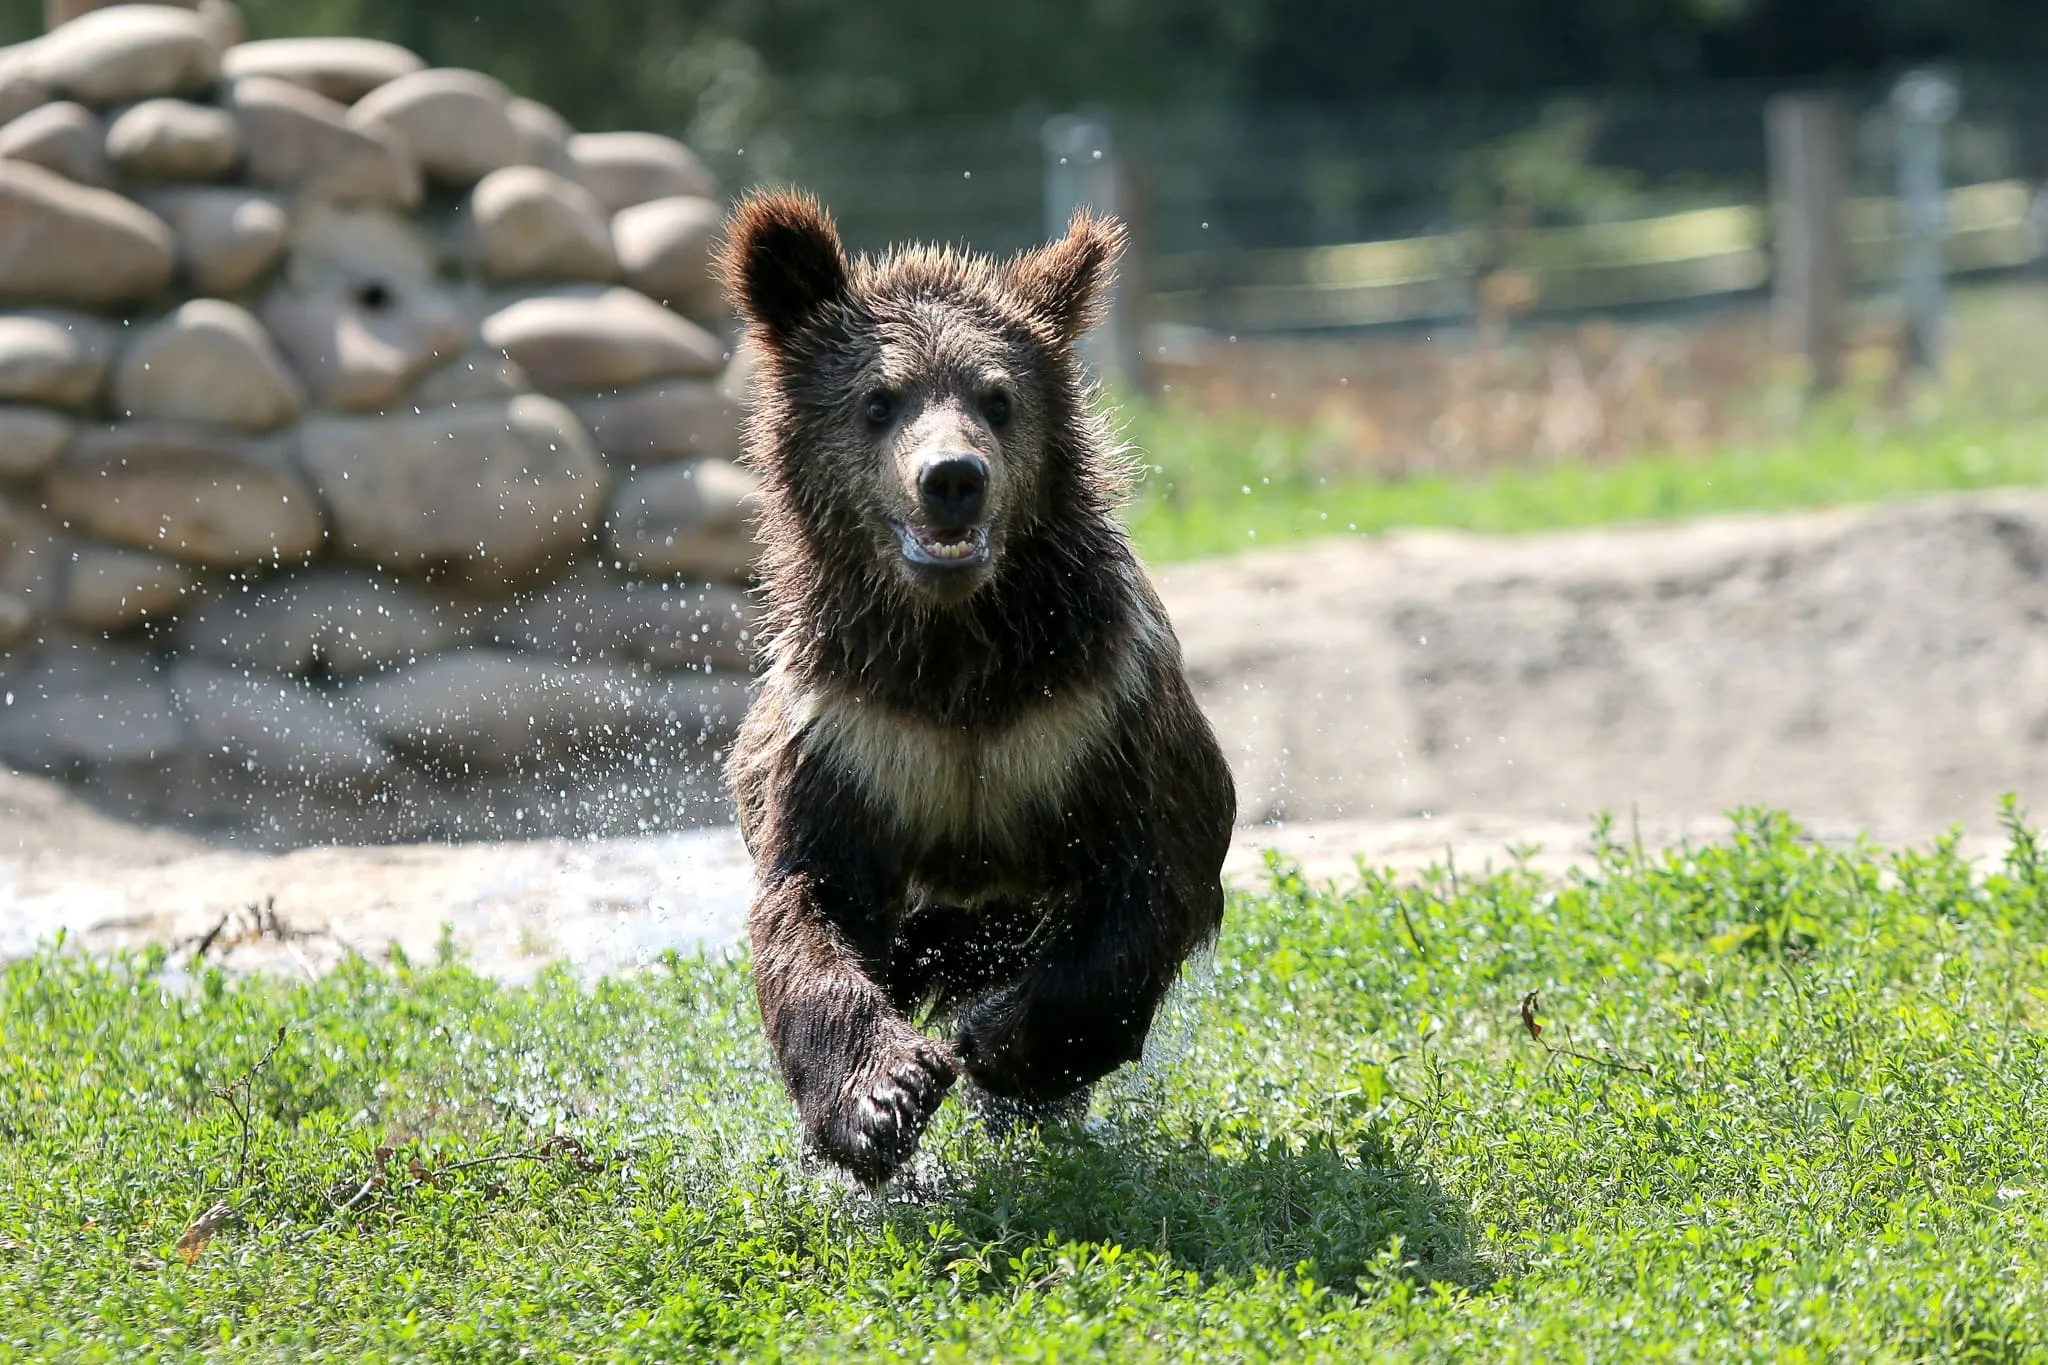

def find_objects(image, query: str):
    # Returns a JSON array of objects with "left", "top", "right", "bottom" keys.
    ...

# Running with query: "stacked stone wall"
[{"left": 0, "top": 3, "right": 760, "bottom": 845}]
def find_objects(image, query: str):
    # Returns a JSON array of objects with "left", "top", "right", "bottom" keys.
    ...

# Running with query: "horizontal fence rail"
[{"left": 727, "top": 72, "right": 2048, "bottom": 336}]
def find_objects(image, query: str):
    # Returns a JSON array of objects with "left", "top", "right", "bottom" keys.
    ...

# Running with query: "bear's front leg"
[
  {"left": 954, "top": 842, "right": 1222, "bottom": 1108},
  {"left": 751, "top": 868, "right": 958, "bottom": 1185}
]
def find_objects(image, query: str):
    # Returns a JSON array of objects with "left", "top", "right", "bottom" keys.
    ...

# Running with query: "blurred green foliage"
[{"left": 10, "top": 1, "right": 2042, "bottom": 154}]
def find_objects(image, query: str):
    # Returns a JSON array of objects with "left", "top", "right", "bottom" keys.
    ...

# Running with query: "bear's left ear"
[
  {"left": 717, "top": 190, "right": 851, "bottom": 346},
  {"left": 1010, "top": 210, "right": 1125, "bottom": 344}
]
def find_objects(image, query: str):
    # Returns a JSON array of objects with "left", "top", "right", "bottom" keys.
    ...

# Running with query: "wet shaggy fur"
[{"left": 719, "top": 190, "right": 1235, "bottom": 1186}]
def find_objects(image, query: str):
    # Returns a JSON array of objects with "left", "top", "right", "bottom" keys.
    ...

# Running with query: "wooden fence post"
[
  {"left": 1893, "top": 70, "right": 1960, "bottom": 376},
  {"left": 1042, "top": 113, "right": 1151, "bottom": 396},
  {"left": 1767, "top": 94, "right": 1849, "bottom": 394}
]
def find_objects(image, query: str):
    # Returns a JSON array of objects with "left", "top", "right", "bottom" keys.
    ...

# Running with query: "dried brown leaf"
[{"left": 176, "top": 1201, "right": 232, "bottom": 1265}]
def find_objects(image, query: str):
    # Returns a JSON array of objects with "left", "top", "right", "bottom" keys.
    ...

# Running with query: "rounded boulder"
[
  {"left": 220, "top": 36, "right": 424, "bottom": 103},
  {"left": 61, "top": 541, "right": 196, "bottom": 630},
  {"left": 105, "top": 98, "right": 240, "bottom": 181},
  {"left": 472, "top": 165, "right": 616, "bottom": 283},
  {"left": 257, "top": 203, "right": 469, "bottom": 411},
  {"left": 44, "top": 422, "right": 324, "bottom": 567},
  {"left": 299, "top": 394, "right": 608, "bottom": 589},
  {"left": 0, "top": 405, "right": 72, "bottom": 477},
  {"left": 612, "top": 195, "right": 725, "bottom": 319},
  {"left": 604, "top": 457, "right": 761, "bottom": 582},
  {"left": 567, "top": 378, "right": 741, "bottom": 466},
  {"left": 507, "top": 96, "right": 573, "bottom": 175},
  {"left": 35, "top": 5, "right": 222, "bottom": 107},
  {"left": 0, "top": 310, "right": 114, "bottom": 408},
  {"left": 139, "top": 186, "right": 287, "bottom": 296},
  {"left": 111, "top": 298, "right": 302, "bottom": 430},
  {"left": 0, "top": 46, "right": 53, "bottom": 126},
  {"left": 481, "top": 286, "right": 725, "bottom": 392},
  {"left": 567, "top": 131, "right": 718, "bottom": 213},
  {"left": 228, "top": 74, "right": 419, "bottom": 209},
  {"left": 348, "top": 67, "right": 522, "bottom": 188},
  {"left": 0, "top": 101, "right": 108, "bottom": 186},
  {"left": 0, "top": 160, "right": 174, "bottom": 307}
]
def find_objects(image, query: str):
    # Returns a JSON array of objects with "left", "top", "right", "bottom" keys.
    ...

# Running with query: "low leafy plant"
[{"left": 9, "top": 807, "right": 2048, "bottom": 1359}]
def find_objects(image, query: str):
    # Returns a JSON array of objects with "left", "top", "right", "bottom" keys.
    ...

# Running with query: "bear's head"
[{"left": 719, "top": 190, "right": 1123, "bottom": 606}]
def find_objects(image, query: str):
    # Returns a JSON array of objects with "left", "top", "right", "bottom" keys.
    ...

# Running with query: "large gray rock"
[
  {"left": 169, "top": 660, "right": 394, "bottom": 788},
  {"left": 343, "top": 649, "right": 660, "bottom": 772},
  {"left": 258, "top": 204, "right": 467, "bottom": 410},
  {"left": 410, "top": 349, "right": 528, "bottom": 406},
  {"left": 567, "top": 378, "right": 741, "bottom": 467},
  {"left": 43, "top": 0, "right": 237, "bottom": 40},
  {"left": 0, "top": 405, "right": 71, "bottom": 477},
  {"left": 34, "top": 5, "right": 221, "bottom": 107},
  {"left": 612, "top": 195, "right": 724, "bottom": 318},
  {"left": 0, "top": 101, "right": 109, "bottom": 186},
  {"left": 480, "top": 287, "right": 725, "bottom": 393},
  {"left": 567, "top": 131, "right": 717, "bottom": 213},
  {"left": 0, "top": 310, "right": 112, "bottom": 407},
  {"left": 220, "top": 36, "right": 424, "bottom": 103},
  {"left": 0, "top": 590, "right": 31, "bottom": 650},
  {"left": 228, "top": 75, "right": 419, "bottom": 209},
  {"left": 300, "top": 395, "right": 608, "bottom": 589},
  {"left": 604, "top": 458, "right": 760, "bottom": 582},
  {"left": 139, "top": 186, "right": 286, "bottom": 295},
  {"left": 0, "top": 160, "right": 175, "bottom": 307},
  {"left": 111, "top": 298, "right": 301, "bottom": 430},
  {"left": 0, "top": 46, "right": 53, "bottom": 126},
  {"left": 45, "top": 423, "right": 323, "bottom": 567},
  {"left": 0, "top": 493, "right": 56, "bottom": 618},
  {"left": 104, "top": 97, "right": 239, "bottom": 181},
  {"left": 175, "top": 568, "right": 466, "bottom": 676},
  {"left": 506, "top": 96, "right": 572, "bottom": 174},
  {"left": 45, "top": 0, "right": 201, "bottom": 25},
  {"left": 0, "top": 492, "right": 22, "bottom": 554},
  {"left": 196, "top": 0, "right": 243, "bottom": 51},
  {"left": 348, "top": 67, "right": 521, "bottom": 188},
  {"left": 472, "top": 165, "right": 615, "bottom": 283},
  {"left": 492, "top": 562, "right": 753, "bottom": 671},
  {"left": 0, "top": 634, "right": 184, "bottom": 768},
  {"left": 59, "top": 540, "right": 195, "bottom": 629}
]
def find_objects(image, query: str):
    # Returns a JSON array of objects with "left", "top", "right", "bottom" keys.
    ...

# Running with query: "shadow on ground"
[{"left": 899, "top": 1117, "right": 1492, "bottom": 1293}]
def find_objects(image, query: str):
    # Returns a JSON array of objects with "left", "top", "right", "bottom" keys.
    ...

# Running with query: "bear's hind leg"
[
  {"left": 887, "top": 895, "right": 1048, "bottom": 1019},
  {"left": 964, "top": 1080, "right": 1095, "bottom": 1140},
  {"left": 954, "top": 841, "right": 1222, "bottom": 1106}
]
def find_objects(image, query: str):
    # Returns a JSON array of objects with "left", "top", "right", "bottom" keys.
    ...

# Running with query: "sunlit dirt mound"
[{"left": 1162, "top": 487, "right": 2048, "bottom": 838}]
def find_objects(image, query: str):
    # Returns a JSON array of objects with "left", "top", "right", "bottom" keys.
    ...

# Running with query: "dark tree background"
[{"left": 9, "top": 0, "right": 2047, "bottom": 147}]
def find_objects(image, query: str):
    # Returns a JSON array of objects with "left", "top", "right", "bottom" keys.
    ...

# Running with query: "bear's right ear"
[{"left": 718, "top": 190, "right": 851, "bottom": 346}]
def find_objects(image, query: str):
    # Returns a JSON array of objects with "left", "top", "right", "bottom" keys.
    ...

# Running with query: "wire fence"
[{"left": 705, "top": 70, "right": 2048, "bottom": 336}]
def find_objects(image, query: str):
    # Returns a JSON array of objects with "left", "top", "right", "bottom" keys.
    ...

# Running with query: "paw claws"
[{"left": 811, "top": 1039, "right": 958, "bottom": 1184}]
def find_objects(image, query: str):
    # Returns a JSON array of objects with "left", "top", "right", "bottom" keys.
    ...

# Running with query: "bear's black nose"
[{"left": 917, "top": 455, "right": 988, "bottom": 530}]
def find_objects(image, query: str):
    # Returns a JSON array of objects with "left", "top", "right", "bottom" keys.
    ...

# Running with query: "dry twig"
[
  {"left": 1519, "top": 990, "right": 1655, "bottom": 1076},
  {"left": 212, "top": 1025, "right": 287, "bottom": 1190}
]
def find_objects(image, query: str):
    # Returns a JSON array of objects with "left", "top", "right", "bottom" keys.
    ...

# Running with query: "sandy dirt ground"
[{"left": 6, "top": 489, "right": 2039, "bottom": 979}]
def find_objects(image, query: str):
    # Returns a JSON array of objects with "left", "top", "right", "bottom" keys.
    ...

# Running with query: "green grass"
[
  {"left": 1123, "top": 403, "right": 2048, "bottom": 562},
  {"left": 13, "top": 807, "right": 2048, "bottom": 1358}
]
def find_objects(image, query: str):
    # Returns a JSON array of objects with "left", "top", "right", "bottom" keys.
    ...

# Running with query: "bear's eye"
[
  {"left": 864, "top": 392, "right": 895, "bottom": 428},
  {"left": 983, "top": 390, "right": 1012, "bottom": 427}
]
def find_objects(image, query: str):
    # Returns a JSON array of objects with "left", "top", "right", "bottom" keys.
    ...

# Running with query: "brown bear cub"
[{"left": 718, "top": 190, "right": 1235, "bottom": 1186}]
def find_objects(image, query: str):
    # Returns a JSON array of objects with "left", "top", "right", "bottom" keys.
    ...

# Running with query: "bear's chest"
[{"left": 795, "top": 680, "right": 1122, "bottom": 854}]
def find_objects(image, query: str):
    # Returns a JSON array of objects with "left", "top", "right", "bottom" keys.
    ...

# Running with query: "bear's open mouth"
[{"left": 890, "top": 520, "right": 990, "bottom": 568}]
